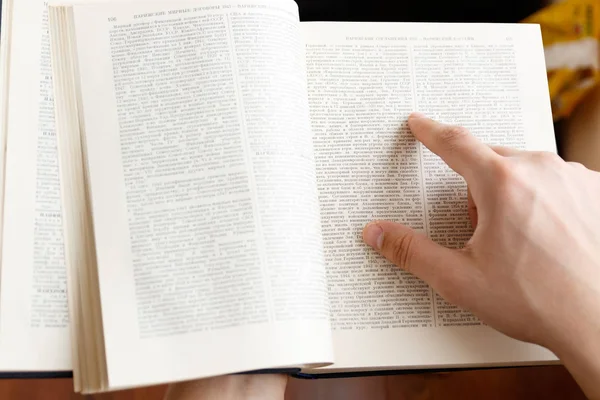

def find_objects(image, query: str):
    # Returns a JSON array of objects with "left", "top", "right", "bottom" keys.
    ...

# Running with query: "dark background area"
[
  {"left": 0, "top": 0, "right": 548, "bottom": 29},
  {"left": 295, "top": 0, "right": 546, "bottom": 23}
]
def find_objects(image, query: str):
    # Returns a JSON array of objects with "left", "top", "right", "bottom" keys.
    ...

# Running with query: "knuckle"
[
  {"left": 388, "top": 233, "right": 417, "bottom": 273},
  {"left": 568, "top": 161, "right": 587, "bottom": 170},
  {"left": 438, "top": 125, "right": 470, "bottom": 150},
  {"left": 533, "top": 151, "right": 562, "bottom": 165},
  {"left": 489, "top": 158, "right": 528, "bottom": 199},
  {"left": 490, "top": 157, "right": 517, "bottom": 185}
]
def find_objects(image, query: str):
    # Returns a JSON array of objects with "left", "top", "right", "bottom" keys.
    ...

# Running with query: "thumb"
[{"left": 362, "top": 220, "right": 469, "bottom": 293}]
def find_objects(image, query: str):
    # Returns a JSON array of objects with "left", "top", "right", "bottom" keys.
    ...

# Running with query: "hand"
[
  {"left": 362, "top": 113, "right": 600, "bottom": 399},
  {"left": 165, "top": 374, "right": 287, "bottom": 400}
]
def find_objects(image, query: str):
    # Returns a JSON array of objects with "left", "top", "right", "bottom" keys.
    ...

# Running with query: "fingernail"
[
  {"left": 409, "top": 112, "right": 427, "bottom": 120},
  {"left": 363, "top": 222, "right": 384, "bottom": 250}
]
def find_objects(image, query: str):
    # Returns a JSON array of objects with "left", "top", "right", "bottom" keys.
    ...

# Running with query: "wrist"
[{"left": 546, "top": 317, "right": 600, "bottom": 399}]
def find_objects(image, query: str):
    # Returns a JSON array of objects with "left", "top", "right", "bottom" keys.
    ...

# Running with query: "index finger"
[{"left": 407, "top": 113, "right": 501, "bottom": 182}]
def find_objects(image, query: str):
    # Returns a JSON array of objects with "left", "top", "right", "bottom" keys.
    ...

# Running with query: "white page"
[
  {"left": 0, "top": 0, "right": 70, "bottom": 371},
  {"left": 68, "top": 0, "right": 332, "bottom": 388},
  {"left": 0, "top": 0, "right": 13, "bottom": 267},
  {"left": 301, "top": 22, "right": 557, "bottom": 371}
]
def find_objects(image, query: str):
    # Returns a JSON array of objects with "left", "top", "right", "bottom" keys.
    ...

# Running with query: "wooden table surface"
[{"left": 0, "top": 366, "right": 585, "bottom": 399}]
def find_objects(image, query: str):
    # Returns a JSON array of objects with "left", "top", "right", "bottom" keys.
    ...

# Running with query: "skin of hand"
[{"left": 363, "top": 113, "right": 600, "bottom": 399}]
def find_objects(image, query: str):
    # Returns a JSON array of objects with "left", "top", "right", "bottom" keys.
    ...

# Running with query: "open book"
[
  {"left": 0, "top": 0, "right": 71, "bottom": 376},
  {"left": 46, "top": 0, "right": 562, "bottom": 393}
]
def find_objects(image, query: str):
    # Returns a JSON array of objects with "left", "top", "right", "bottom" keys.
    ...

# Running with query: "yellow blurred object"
[{"left": 524, "top": 0, "right": 600, "bottom": 120}]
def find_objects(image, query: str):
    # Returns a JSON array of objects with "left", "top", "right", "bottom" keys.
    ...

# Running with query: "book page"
[
  {"left": 0, "top": 0, "right": 71, "bottom": 371},
  {"left": 0, "top": 0, "right": 13, "bottom": 268},
  {"left": 302, "top": 22, "right": 557, "bottom": 371},
  {"left": 68, "top": 0, "right": 332, "bottom": 388}
]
